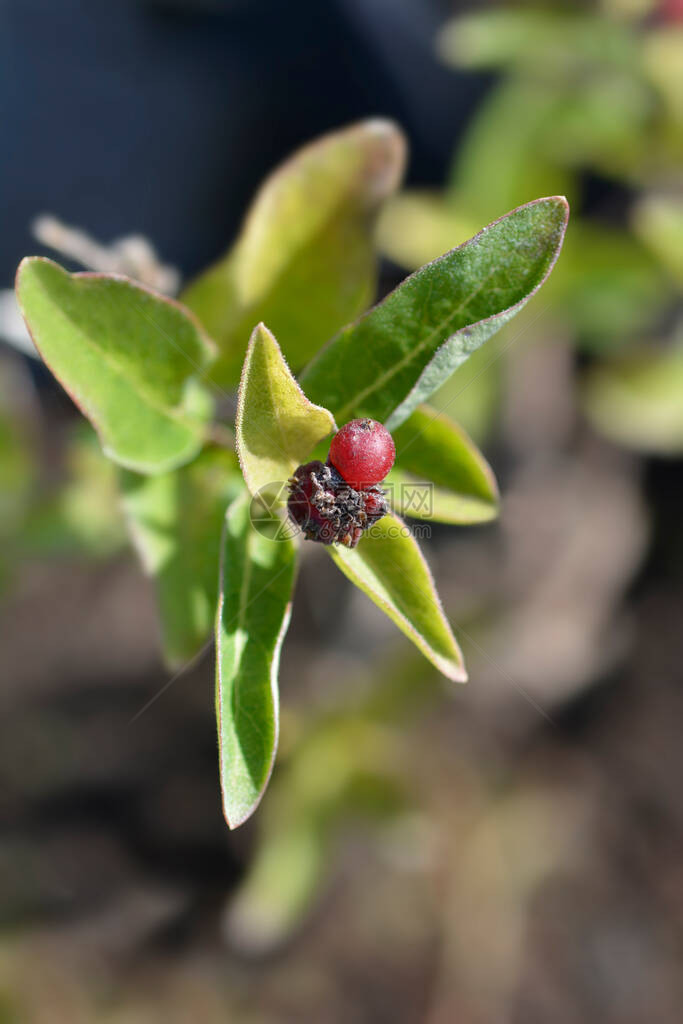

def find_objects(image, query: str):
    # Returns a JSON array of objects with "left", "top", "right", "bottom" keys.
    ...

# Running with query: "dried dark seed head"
[
  {"left": 287, "top": 459, "right": 388, "bottom": 547},
  {"left": 287, "top": 461, "right": 337, "bottom": 544},
  {"left": 361, "top": 488, "right": 388, "bottom": 524}
]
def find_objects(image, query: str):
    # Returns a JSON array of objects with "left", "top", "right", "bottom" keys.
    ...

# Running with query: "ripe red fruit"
[{"left": 328, "top": 418, "right": 396, "bottom": 489}]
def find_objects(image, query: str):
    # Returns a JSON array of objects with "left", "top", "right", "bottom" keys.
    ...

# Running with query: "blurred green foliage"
[
  {"left": 379, "top": 1, "right": 682, "bottom": 451},
  {"left": 182, "top": 121, "right": 407, "bottom": 386},
  {"left": 225, "top": 649, "right": 442, "bottom": 954},
  {"left": 0, "top": 366, "right": 126, "bottom": 593}
]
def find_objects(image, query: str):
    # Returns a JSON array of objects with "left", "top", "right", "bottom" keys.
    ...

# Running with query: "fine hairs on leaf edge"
[
  {"left": 234, "top": 118, "right": 407, "bottom": 242},
  {"left": 385, "top": 196, "right": 569, "bottom": 430},
  {"left": 235, "top": 321, "right": 338, "bottom": 498},
  {"left": 15, "top": 256, "right": 217, "bottom": 474},
  {"left": 300, "top": 195, "right": 570, "bottom": 426},
  {"left": 215, "top": 496, "right": 297, "bottom": 830},
  {"left": 329, "top": 511, "right": 468, "bottom": 684}
]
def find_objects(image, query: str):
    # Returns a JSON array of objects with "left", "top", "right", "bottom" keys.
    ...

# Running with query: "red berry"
[{"left": 328, "top": 418, "right": 395, "bottom": 489}]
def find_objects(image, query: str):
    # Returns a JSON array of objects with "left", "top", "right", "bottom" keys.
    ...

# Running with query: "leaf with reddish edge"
[
  {"left": 328, "top": 511, "right": 466, "bottom": 682},
  {"left": 301, "top": 197, "right": 569, "bottom": 430},
  {"left": 236, "top": 322, "right": 336, "bottom": 501},
  {"left": 16, "top": 257, "right": 215, "bottom": 473},
  {"left": 216, "top": 494, "right": 298, "bottom": 829},
  {"left": 182, "top": 119, "right": 407, "bottom": 386}
]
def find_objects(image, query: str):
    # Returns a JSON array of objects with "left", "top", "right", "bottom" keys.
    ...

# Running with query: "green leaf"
[
  {"left": 533, "top": 71, "right": 653, "bottom": 179},
  {"left": 16, "top": 258, "right": 215, "bottom": 473},
  {"left": 216, "top": 494, "right": 298, "bottom": 828},
  {"left": 301, "top": 197, "right": 569, "bottom": 430},
  {"left": 0, "top": 394, "right": 35, "bottom": 539},
  {"left": 555, "top": 222, "right": 668, "bottom": 349},
  {"left": 428, "top": 339, "right": 503, "bottom": 445},
  {"left": 225, "top": 716, "right": 405, "bottom": 952},
  {"left": 225, "top": 818, "right": 328, "bottom": 952},
  {"left": 236, "top": 323, "right": 336, "bottom": 499},
  {"left": 641, "top": 26, "right": 683, "bottom": 126},
  {"left": 438, "top": 12, "right": 653, "bottom": 185},
  {"left": 182, "top": 119, "right": 406, "bottom": 386},
  {"left": 632, "top": 194, "right": 683, "bottom": 285},
  {"left": 449, "top": 80, "right": 573, "bottom": 225},
  {"left": 583, "top": 344, "right": 683, "bottom": 455},
  {"left": 121, "top": 448, "right": 244, "bottom": 668},
  {"left": 437, "top": 10, "right": 637, "bottom": 75},
  {"left": 329, "top": 511, "right": 466, "bottom": 682},
  {"left": 388, "top": 405, "right": 499, "bottom": 524},
  {"left": 23, "top": 423, "right": 127, "bottom": 559}
]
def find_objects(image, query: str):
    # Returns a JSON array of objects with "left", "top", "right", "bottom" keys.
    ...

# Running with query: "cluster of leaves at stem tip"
[{"left": 15, "top": 120, "right": 568, "bottom": 828}]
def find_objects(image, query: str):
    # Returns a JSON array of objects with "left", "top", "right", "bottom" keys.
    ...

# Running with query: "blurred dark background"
[
  {"left": 0, "top": 0, "right": 482, "bottom": 282},
  {"left": 1, "top": 1, "right": 682, "bottom": 1022}
]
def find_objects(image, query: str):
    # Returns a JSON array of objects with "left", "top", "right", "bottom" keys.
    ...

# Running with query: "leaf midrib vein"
[
  {"left": 333, "top": 266, "right": 498, "bottom": 420},
  {"left": 232, "top": 525, "right": 255, "bottom": 725}
]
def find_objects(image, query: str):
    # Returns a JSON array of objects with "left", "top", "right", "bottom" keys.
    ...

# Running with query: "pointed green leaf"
[
  {"left": 236, "top": 323, "right": 336, "bottom": 499},
  {"left": 182, "top": 119, "right": 406, "bottom": 386},
  {"left": 16, "top": 258, "right": 215, "bottom": 473},
  {"left": 121, "top": 448, "right": 244, "bottom": 668},
  {"left": 388, "top": 405, "right": 499, "bottom": 524},
  {"left": 329, "top": 512, "right": 466, "bottom": 682},
  {"left": 300, "top": 197, "right": 569, "bottom": 430},
  {"left": 216, "top": 494, "right": 298, "bottom": 828}
]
